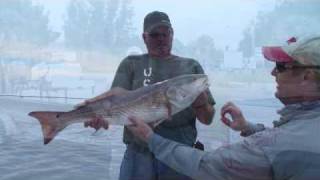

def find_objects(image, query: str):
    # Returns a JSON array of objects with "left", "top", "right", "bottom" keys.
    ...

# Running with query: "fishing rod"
[{"left": 0, "top": 94, "right": 87, "bottom": 100}]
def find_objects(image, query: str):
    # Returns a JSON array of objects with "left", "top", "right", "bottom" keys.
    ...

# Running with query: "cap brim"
[
  {"left": 262, "top": 46, "right": 294, "bottom": 63},
  {"left": 145, "top": 22, "right": 171, "bottom": 32}
]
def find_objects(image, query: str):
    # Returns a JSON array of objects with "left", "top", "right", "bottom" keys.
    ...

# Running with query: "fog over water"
[
  {"left": 37, "top": 0, "right": 277, "bottom": 47},
  {"left": 1, "top": 0, "right": 318, "bottom": 179}
]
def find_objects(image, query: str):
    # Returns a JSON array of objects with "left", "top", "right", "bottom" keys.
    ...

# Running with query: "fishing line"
[{"left": 0, "top": 94, "right": 86, "bottom": 100}]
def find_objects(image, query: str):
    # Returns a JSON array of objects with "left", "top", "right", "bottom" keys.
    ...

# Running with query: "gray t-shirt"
[{"left": 111, "top": 54, "right": 215, "bottom": 147}]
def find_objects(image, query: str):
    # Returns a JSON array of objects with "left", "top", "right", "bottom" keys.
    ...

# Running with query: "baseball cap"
[
  {"left": 262, "top": 36, "right": 320, "bottom": 66},
  {"left": 143, "top": 11, "right": 172, "bottom": 33}
]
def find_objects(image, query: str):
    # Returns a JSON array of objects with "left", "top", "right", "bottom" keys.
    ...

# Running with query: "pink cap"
[
  {"left": 261, "top": 36, "right": 320, "bottom": 65},
  {"left": 262, "top": 46, "right": 294, "bottom": 63}
]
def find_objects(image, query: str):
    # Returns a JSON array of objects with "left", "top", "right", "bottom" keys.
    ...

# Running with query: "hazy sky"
[{"left": 35, "top": 0, "right": 277, "bottom": 49}]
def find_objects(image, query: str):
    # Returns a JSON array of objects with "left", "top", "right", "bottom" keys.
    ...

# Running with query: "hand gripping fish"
[{"left": 28, "top": 74, "right": 209, "bottom": 144}]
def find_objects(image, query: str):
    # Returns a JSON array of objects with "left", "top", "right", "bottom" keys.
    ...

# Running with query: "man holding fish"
[
  {"left": 29, "top": 11, "right": 215, "bottom": 180},
  {"left": 80, "top": 11, "right": 215, "bottom": 180}
]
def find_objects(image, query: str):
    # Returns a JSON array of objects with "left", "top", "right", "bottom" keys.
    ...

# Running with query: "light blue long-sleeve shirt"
[
  {"left": 148, "top": 101, "right": 320, "bottom": 180},
  {"left": 148, "top": 133, "right": 271, "bottom": 180}
]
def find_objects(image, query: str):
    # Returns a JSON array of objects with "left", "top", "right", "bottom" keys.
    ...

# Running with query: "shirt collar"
[{"left": 274, "top": 100, "right": 320, "bottom": 127}]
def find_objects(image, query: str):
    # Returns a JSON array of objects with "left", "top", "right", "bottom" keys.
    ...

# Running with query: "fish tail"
[{"left": 28, "top": 111, "right": 67, "bottom": 145}]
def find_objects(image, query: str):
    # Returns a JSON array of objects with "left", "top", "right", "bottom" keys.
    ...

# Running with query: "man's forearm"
[
  {"left": 147, "top": 133, "right": 273, "bottom": 180},
  {"left": 148, "top": 134, "right": 206, "bottom": 179},
  {"left": 240, "top": 122, "right": 266, "bottom": 137}
]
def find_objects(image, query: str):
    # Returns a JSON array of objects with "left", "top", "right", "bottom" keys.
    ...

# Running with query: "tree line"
[{"left": 0, "top": 0, "right": 224, "bottom": 93}]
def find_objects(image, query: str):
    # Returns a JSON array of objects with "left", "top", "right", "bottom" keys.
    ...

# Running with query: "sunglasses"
[{"left": 275, "top": 63, "right": 320, "bottom": 73}]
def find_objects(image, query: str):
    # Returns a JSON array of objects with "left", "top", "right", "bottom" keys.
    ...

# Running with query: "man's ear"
[{"left": 142, "top": 33, "right": 147, "bottom": 43}]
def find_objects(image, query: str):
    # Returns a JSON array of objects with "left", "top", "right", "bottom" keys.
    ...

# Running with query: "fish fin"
[
  {"left": 74, "top": 87, "right": 129, "bottom": 109},
  {"left": 28, "top": 111, "right": 67, "bottom": 145},
  {"left": 99, "top": 87, "right": 129, "bottom": 101},
  {"left": 108, "top": 87, "right": 129, "bottom": 95}
]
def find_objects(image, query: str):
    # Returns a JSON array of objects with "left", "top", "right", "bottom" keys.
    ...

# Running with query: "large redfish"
[{"left": 29, "top": 74, "right": 209, "bottom": 144}]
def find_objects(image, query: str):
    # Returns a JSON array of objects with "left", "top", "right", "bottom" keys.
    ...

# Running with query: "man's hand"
[
  {"left": 127, "top": 116, "right": 154, "bottom": 143},
  {"left": 84, "top": 116, "right": 109, "bottom": 131},
  {"left": 192, "top": 89, "right": 214, "bottom": 125},
  {"left": 220, "top": 102, "right": 248, "bottom": 131},
  {"left": 192, "top": 90, "right": 209, "bottom": 109}
]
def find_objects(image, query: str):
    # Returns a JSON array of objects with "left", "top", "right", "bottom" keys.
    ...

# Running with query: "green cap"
[{"left": 143, "top": 11, "right": 172, "bottom": 33}]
